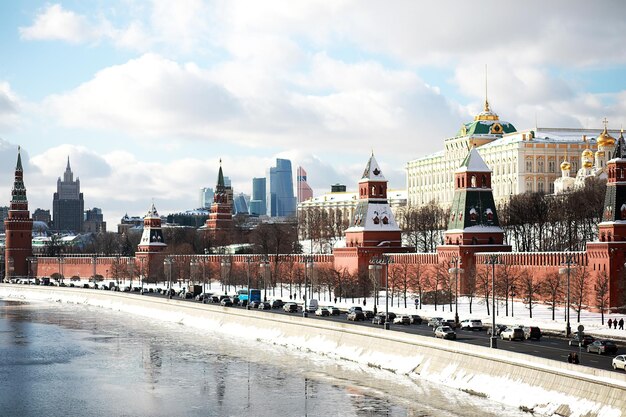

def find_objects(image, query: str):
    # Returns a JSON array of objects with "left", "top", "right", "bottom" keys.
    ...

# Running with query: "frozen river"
[{"left": 0, "top": 299, "right": 527, "bottom": 417}]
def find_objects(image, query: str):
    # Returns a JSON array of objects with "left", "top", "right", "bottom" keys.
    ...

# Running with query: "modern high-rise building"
[
  {"left": 297, "top": 166, "right": 313, "bottom": 203},
  {"left": 267, "top": 158, "right": 296, "bottom": 217},
  {"left": 52, "top": 157, "right": 84, "bottom": 233},
  {"left": 233, "top": 193, "right": 250, "bottom": 215},
  {"left": 199, "top": 187, "right": 214, "bottom": 208},
  {"left": 249, "top": 177, "right": 267, "bottom": 216}
]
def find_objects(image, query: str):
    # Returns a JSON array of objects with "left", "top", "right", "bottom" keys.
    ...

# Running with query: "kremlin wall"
[{"left": 5, "top": 121, "right": 626, "bottom": 313}]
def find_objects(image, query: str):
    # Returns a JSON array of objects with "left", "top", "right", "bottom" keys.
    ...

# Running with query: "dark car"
[
  {"left": 386, "top": 312, "right": 397, "bottom": 322},
  {"left": 258, "top": 302, "right": 271, "bottom": 310},
  {"left": 283, "top": 302, "right": 298, "bottom": 313},
  {"left": 220, "top": 297, "right": 233, "bottom": 307},
  {"left": 363, "top": 310, "right": 375, "bottom": 320},
  {"left": 409, "top": 315, "right": 423, "bottom": 325},
  {"left": 569, "top": 334, "right": 595, "bottom": 347},
  {"left": 348, "top": 306, "right": 363, "bottom": 314},
  {"left": 487, "top": 324, "right": 507, "bottom": 336},
  {"left": 347, "top": 311, "right": 365, "bottom": 321},
  {"left": 523, "top": 326, "right": 542, "bottom": 341},
  {"left": 328, "top": 306, "right": 341, "bottom": 316},
  {"left": 249, "top": 300, "right": 262, "bottom": 309},
  {"left": 587, "top": 340, "right": 618, "bottom": 355},
  {"left": 372, "top": 314, "right": 387, "bottom": 325},
  {"left": 271, "top": 299, "right": 284, "bottom": 309}
]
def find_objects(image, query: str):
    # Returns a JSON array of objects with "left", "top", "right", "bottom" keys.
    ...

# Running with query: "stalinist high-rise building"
[{"left": 52, "top": 157, "right": 84, "bottom": 233}]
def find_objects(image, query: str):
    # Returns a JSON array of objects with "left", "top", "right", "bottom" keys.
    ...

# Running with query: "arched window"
[
  {"left": 482, "top": 175, "right": 487, "bottom": 187},
  {"left": 471, "top": 175, "right": 476, "bottom": 187}
]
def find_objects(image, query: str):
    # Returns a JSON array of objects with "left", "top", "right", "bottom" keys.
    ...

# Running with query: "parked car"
[
  {"left": 612, "top": 354, "right": 626, "bottom": 371},
  {"left": 386, "top": 312, "right": 397, "bottom": 322},
  {"left": 523, "top": 326, "right": 542, "bottom": 340},
  {"left": 587, "top": 340, "right": 618, "bottom": 355},
  {"left": 409, "top": 315, "right": 423, "bottom": 325},
  {"left": 327, "top": 306, "right": 341, "bottom": 316},
  {"left": 393, "top": 315, "right": 411, "bottom": 325},
  {"left": 569, "top": 334, "right": 595, "bottom": 347},
  {"left": 500, "top": 327, "right": 525, "bottom": 341},
  {"left": 434, "top": 326, "right": 457, "bottom": 340},
  {"left": 363, "top": 310, "right": 375, "bottom": 320},
  {"left": 487, "top": 324, "right": 507, "bottom": 336},
  {"left": 249, "top": 300, "right": 262, "bottom": 309},
  {"left": 428, "top": 317, "right": 444, "bottom": 327},
  {"left": 271, "top": 299, "right": 284, "bottom": 309},
  {"left": 258, "top": 302, "right": 271, "bottom": 310},
  {"left": 443, "top": 319, "right": 457, "bottom": 328},
  {"left": 347, "top": 311, "right": 365, "bottom": 321},
  {"left": 460, "top": 319, "right": 483, "bottom": 331},
  {"left": 220, "top": 297, "right": 233, "bottom": 307},
  {"left": 283, "top": 302, "right": 298, "bottom": 313},
  {"left": 315, "top": 307, "right": 330, "bottom": 317},
  {"left": 348, "top": 306, "right": 363, "bottom": 314},
  {"left": 372, "top": 314, "right": 387, "bottom": 325}
]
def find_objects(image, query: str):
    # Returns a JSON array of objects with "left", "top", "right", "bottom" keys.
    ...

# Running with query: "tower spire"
[{"left": 484, "top": 64, "right": 489, "bottom": 112}]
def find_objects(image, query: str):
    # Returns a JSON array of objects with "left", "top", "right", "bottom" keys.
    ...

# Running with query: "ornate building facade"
[
  {"left": 52, "top": 157, "right": 84, "bottom": 233},
  {"left": 405, "top": 99, "right": 615, "bottom": 208}
]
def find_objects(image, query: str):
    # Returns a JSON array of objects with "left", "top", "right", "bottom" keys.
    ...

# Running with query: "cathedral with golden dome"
[{"left": 554, "top": 121, "right": 624, "bottom": 194}]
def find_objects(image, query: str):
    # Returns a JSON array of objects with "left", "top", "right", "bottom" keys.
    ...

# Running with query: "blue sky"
[{"left": 1, "top": 1, "right": 626, "bottom": 228}]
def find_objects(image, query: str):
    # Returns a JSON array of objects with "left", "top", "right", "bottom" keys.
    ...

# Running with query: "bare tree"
[
  {"left": 475, "top": 264, "right": 491, "bottom": 316},
  {"left": 594, "top": 270, "right": 610, "bottom": 325},
  {"left": 542, "top": 271, "right": 562, "bottom": 321},
  {"left": 570, "top": 266, "right": 590, "bottom": 323},
  {"left": 518, "top": 268, "right": 540, "bottom": 318}
]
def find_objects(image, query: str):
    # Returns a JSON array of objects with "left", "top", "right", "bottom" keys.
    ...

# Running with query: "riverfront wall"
[{"left": 1, "top": 284, "right": 624, "bottom": 417}]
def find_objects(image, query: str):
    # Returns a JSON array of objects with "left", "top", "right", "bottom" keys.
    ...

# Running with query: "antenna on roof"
[{"left": 484, "top": 64, "right": 489, "bottom": 111}]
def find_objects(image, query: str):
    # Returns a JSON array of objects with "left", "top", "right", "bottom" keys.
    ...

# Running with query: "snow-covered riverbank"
[{"left": 2, "top": 284, "right": 625, "bottom": 417}]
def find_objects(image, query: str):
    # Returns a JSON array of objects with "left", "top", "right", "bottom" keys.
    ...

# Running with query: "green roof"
[{"left": 456, "top": 120, "right": 517, "bottom": 137}]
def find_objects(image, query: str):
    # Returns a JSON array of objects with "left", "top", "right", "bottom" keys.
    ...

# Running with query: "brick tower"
[
  {"left": 438, "top": 146, "right": 511, "bottom": 292},
  {"left": 135, "top": 202, "right": 167, "bottom": 282},
  {"left": 204, "top": 160, "right": 233, "bottom": 245},
  {"left": 334, "top": 152, "right": 406, "bottom": 275},
  {"left": 4, "top": 147, "right": 33, "bottom": 279},
  {"left": 586, "top": 129, "right": 626, "bottom": 311}
]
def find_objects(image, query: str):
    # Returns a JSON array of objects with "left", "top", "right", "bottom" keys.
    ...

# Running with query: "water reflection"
[{"left": 0, "top": 300, "right": 525, "bottom": 417}]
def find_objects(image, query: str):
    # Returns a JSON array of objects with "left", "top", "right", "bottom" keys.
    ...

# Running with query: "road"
[{"left": 134, "top": 289, "right": 622, "bottom": 373}]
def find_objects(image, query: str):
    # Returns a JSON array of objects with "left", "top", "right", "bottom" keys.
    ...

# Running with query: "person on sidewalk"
[
  {"left": 608, "top": 318, "right": 613, "bottom": 329},
  {"left": 615, "top": 320, "right": 618, "bottom": 329},
  {"left": 620, "top": 318, "right": 624, "bottom": 330}
]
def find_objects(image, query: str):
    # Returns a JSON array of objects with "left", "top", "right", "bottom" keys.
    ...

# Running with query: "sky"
[{"left": 1, "top": 1, "right": 626, "bottom": 229}]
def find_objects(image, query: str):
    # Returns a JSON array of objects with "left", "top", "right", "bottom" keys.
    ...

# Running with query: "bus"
[{"left": 237, "top": 289, "right": 261, "bottom": 305}]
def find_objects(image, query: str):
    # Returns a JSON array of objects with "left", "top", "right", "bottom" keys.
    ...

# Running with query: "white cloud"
[
  {"left": 0, "top": 82, "right": 20, "bottom": 130},
  {"left": 19, "top": 4, "right": 104, "bottom": 44}
]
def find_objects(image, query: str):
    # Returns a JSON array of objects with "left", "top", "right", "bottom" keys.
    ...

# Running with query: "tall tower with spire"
[
  {"left": 52, "top": 156, "right": 84, "bottom": 233},
  {"left": 4, "top": 147, "right": 33, "bottom": 279},
  {"left": 204, "top": 160, "right": 234, "bottom": 245}
]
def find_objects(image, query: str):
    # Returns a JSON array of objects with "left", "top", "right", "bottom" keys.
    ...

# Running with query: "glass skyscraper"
[
  {"left": 267, "top": 158, "right": 296, "bottom": 217},
  {"left": 249, "top": 177, "right": 266, "bottom": 216}
]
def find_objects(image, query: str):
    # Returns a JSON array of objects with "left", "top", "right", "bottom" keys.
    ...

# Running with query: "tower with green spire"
[{"left": 4, "top": 147, "right": 33, "bottom": 279}]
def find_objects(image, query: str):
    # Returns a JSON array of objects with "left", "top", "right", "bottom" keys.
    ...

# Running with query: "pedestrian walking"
[
  {"left": 608, "top": 318, "right": 613, "bottom": 328},
  {"left": 620, "top": 318, "right": 624, "bottom": 330},
  {"left": 615, "top": 320, "right": 618, "bottom": 329},
  {"left": 363, "top": 299, "right": 366, "bottom": 306},
  {"left": 572, "top": 353, "right": 579, "bottom": 364},
  {"left": 334, "top": 297, "right": 337, "bottom": 304}
]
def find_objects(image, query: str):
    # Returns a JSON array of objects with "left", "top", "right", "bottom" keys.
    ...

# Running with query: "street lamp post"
[
  {"left": 260, "top": 256, "right": 269, "bottom": 303},
  {"left": 127, "top": 258, "right": 133, "bottom": 290},
  {"left": 511, "top": 285, "right": 516, "bottom": 317},
  {"left": 92, "top": 254, "right": 97, "bottom": 286},
  {"left": 164, "top": 256, "right": 173, "bottom": 299},
  {"left": 220, "top": 257, "right": 231, "bottom": 294},
  {"left": 486, "top": 254, "right": 499, "bottom": 349},
  {"left": 245, "top": 257, "right": 252, "bottom": 310},
  {"left": 139, "top": 257, "right": 145, "bottom": 294},
  {"left": 57, "top": 256, "right": 64, "bottom": 284},
  {"left": 300, "top": 255, "right": 314, "bottom": 317},
  {"left": 448, "top": 256, "right": 463, "bottom": 327},
  {"left": 559, "top": 253, "right": 576, "bottom": 337},
  {"left": 370, "top": 255, "right": 393, "bottom": 330}
]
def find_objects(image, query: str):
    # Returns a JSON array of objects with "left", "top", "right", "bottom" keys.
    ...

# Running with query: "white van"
[{"left": 307, "top": 299, "right": 319, "bottom": 313}]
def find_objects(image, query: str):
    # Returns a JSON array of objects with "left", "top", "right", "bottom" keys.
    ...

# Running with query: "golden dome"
[
  {"left": 582, "top": 148, "right": 593, "bottom": 158},
  {"left": 560, "top": 160, "right": 571, "bottom": 171},
  {"left": 583, "top": 160, "right": 593, "bottom": 169},
  {"left": 474, "top": 99, "right": 499, "bottom": 121},
  {"left": 597, "top": 126, "right": 616, "bottom": 147}
]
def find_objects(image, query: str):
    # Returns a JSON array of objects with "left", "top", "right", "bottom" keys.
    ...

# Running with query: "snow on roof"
[
  {"left": 360, "top": 153, "right": 386, "bottom": 182},
  {"left": 456, "top": 147, "right": 491, "bottom": 173}
]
